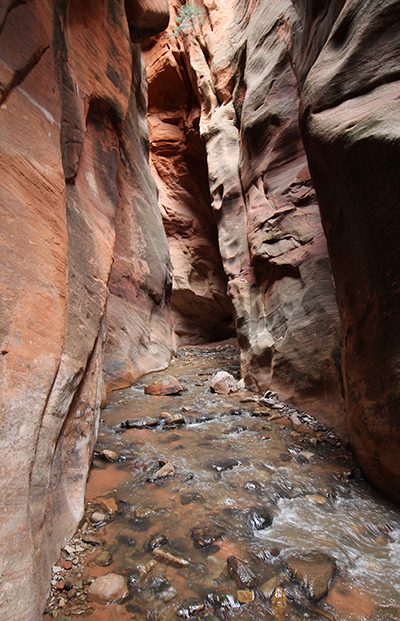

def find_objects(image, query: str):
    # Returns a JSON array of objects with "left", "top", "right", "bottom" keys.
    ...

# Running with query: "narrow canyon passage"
[{"left": 44, "top": 344, "right": 400, "bottom": 621}]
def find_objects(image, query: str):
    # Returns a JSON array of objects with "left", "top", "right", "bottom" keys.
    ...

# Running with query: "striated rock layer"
[
  {"left": 148, "top": 0, "right": 400, "bottom": 500},
  {"left": 147, "top": 1, "right": 345, "bottom": 436},
  {"left": 299, "top": 0, "right": 400, "bottom": 502},
  {"left": 0, "top": 1, "right": 172, "bottom": 618},
  {"left": 143, "top": 33, "right": 233, "bottom": 344}
]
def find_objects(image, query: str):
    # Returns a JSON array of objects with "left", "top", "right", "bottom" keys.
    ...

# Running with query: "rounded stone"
[{"left": 87, "top": 573, "right": 128, "bottom": 605}]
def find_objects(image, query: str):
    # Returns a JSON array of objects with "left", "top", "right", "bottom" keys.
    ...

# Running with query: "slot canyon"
[{"left": 0, "top": 0, "right": 400, "bottom": 619}]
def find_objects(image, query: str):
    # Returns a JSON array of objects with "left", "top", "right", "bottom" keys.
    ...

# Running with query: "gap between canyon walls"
[
  {"left": 143, "top": 0, "right": 346, "bottom": 440},
  {"left": 144, "top": 0, "right": 400, "bottom": 503}
]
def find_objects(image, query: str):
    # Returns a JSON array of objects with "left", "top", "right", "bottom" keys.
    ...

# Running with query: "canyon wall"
[
  {"left": 145, "top": 1, "right": 346, "bottom": 435},
  {"left": 0, "top": 1, "right": 172, "bottom": 619},
  {"left": 299, "top": 0, "right": 400, "bottom": 502},
  {"left": 148, "top": 0, "right": 400, "bottom": 501},
  {"left": 144, "top": 36, "right": 233, "bottom": 344}
]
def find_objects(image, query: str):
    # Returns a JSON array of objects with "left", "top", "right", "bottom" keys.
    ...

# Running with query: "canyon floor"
[{"left": 43, "top": 343, "right": 400, "bottom": 621}]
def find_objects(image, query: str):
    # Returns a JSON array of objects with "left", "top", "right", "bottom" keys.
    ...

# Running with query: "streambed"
[{"left": 44, "top": 343, "right": 400, "bottom": 621}]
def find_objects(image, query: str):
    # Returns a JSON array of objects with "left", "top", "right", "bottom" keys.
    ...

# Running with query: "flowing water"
[{"left": 45, "top": 343, "right": 400, "bottom": 621}]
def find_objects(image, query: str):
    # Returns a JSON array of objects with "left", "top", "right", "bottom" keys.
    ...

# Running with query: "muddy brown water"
[{"left": 45, "top": 344, "right": 400, "bottom": 621}]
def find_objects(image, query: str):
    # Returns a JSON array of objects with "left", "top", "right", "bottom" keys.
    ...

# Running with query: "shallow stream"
[{"left": 44, "top": 343, "right": 400, "bottom": 621}]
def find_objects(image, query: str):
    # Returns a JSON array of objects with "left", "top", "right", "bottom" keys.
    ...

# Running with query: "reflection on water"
[{"left": 45, "top": 344, "right": 400, "bottom": 621}]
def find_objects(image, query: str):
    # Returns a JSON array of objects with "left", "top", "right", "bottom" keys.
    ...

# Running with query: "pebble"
[
  {"left": 271, "top": 587, "right": 287, "bottom": 618},
  {"left": 152, "top": 461, "right": 175, "bottom": 480},
  {"left": 237, "top": 589, "right": 254, "bottom": 604},
  {"left": 190, "top": 525, "right": 224, "bottom": 549},
  {"left": 227, "top": 556, "right": 256, "bottom": 588},
  {"left": 285, "top": 550, "right": 336, "bottom": 601},
  {"left": 246, "top": 507, "right": 273, "bottom": 530},
  {"left": 82, "top": 534, "right": 104, "bottom": 546},
  {"left": 100, "top": 449, "right": 118, "bottom": 462},
  {"left": 260, "top": 574, "right": 285, "bottom": 599},
  {"left": 152, "top": 547, "right": 190, "bottom": 567},
  {"left": 305, "top": 494, "right": 327, "bottom": 505},
  {"left": 99, "top": 497, "right": 118, "bottom": 514},
  {"left": 90, "top": 511, "right": 108, "bottom": 524},
  {"left": 95, "top": 550, "right": 113, "bottom": 566},
  {"left": 297, "top": 450, "right": 315, "bottom": 463}
]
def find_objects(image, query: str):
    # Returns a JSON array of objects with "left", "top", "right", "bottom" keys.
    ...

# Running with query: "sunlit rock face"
[
  {"left": 143, "top": 34, "right": 234, "bottom": 345},
  {"left": 0, "top": 1, "right": 172, "bottom": 617},
  {"left": 145, "top": 0, "right": 345, "bottom": 435}
]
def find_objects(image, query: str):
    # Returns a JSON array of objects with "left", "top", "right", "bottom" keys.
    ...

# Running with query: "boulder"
[
  {"left": 285, "top": 550, "right": 336, "bottom": 601},
  {"left": 145, "top": 375, "right": 183, "bottom": 395},
  {"left": 210, "top": 371, "right": 238, "bottom": 394},
  {"left": 87, "top": 573, "right": 129, "bottom": 605}
]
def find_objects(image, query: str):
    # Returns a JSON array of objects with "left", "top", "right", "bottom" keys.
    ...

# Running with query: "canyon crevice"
[{"left": 1, "top": 0, "right": 400, "bottom": 618}]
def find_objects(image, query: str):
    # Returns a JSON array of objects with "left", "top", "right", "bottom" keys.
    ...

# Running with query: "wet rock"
[
  {"left": 123, "top": 416, "right": 159, "bottom": 429},
  {"left": 305, "top": 495, "right": 327, "bottom": 505},
  {"left": 99, "top": 449, "right": 118, "bottom": 462},
  {"left": 244, "top": 481, "right": 262, "bottom": 492},
  {"left": 135, "top": 506, "right": 157, "bottom": 518},
  {"left": 152, "top": 547, "right": 190, "bottom": 567},
  {"left": 116, "top": 529, "right": 137, "bottom": 547},
  {"left": 144, "top": 533, "right": 169, "bottom": 553},
  {"left": 190, "top": 525, "right": 224, "bottom": 549},
  {"left": 237, "top": 589, "right": 254, "bottom": 604},
  {"left": 90, "top": 512, "right": 108, "bottom": 524},
  {"left": 210, "top": 371, "right": 238, "bottom": 394},
  {"left": 259, "top": 574, "right": 285, "bottom": 600},
  {"left": 176, "top": 599, "right": 205, "bottom": 618},
  {"left": 259, "top": 397, "right": 276, "bottom": 407},
  {"left": 285, "top": 551, "right": 336, "bottom": 601},
  {"left": 145, "top": 375, "right": 183, "bottom": 396},
  {"left": 271, "top": 587, "right": 287, "bottom": 618},
  {"left": 95, "top": 550, "right": 113, "bottom": 566},
  {"left": 246, "top": 507, "right": 273, "bottom": 530},
  {"left": 99, "top": 497, "right": 118, "bottom": 514},
  {"left": 152, "top": 461, "right": 175, "bottom": 480},
  {"left": 297, "top": 450, "right": 315, "bottom": 463},
  {"left": 87, "top": 573, "right": 128, "bottom": 605},
  {"left": 210, "top": 458, "right": 240, "bottom": 472},
  {"left": 138, "top": 559, "right": 157, "bottom": 576},
  {"left": 82, "top": 534, "right": 105, "bottom": 546},
  {"left": 227, "top": 556, "right": 256, "bottom": 588},
  {"left": 180, "top": 492, "right": 204, "bottom": 505},
  {"left": 164, "top": 412, "right": 185, "bottom": 427},
  {"left": 149, "top": 574, "right": 171, "bottom": 594}
]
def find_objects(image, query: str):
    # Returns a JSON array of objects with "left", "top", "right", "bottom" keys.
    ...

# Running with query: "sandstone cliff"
[
  {"left": 146, "top": 0, "right": 400, "bottom": 502},
  {"left": 2, "top": 0, "right": 400, "bottom": 618},
  {"left": 145, "top": 1, "right": 345, "bottom": 436},
  {"left": 0, "top": 1, "right": 172, "bottom": 618}
]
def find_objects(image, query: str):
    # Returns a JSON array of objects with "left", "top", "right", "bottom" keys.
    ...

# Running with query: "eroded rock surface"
[
  {"left": 144, "top": 1, "right": 345, "bottom": 438},
  {"left": 299, "top": 0, "right": 400, "bottom": 501},
  {"left": 146, "top": 0, "right": 400, "bottom": 501},
  {"left": 0, "top": 1, "right": 172, "bottom": 618},
  {"left": 143, "top": 29, "right": 233, "bottom": 345}
]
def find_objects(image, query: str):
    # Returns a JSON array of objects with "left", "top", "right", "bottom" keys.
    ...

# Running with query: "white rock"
[
  {"left": 87, "top": 573, "right": 128, "bottom": 605},
  {"left": 210, "top": 371, "right": 238, "bottom": 394}
]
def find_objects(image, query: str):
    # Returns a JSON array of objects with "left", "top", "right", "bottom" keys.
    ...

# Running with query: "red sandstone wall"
[{"left": 0, "top": 1, "right": 172, "bottom": 618}]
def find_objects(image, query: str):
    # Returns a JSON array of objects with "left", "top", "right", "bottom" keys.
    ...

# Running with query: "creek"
[{"left": 44, "top": 343, "right": 400, "bottom": 621}]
